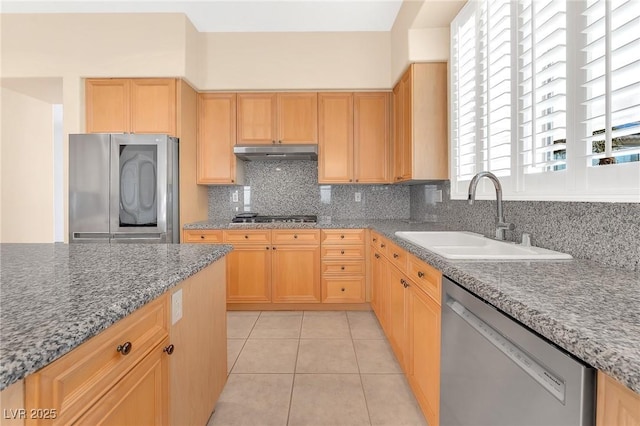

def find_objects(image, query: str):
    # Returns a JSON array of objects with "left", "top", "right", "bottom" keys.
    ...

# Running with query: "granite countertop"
[
  {"left": 187, "top": 219, "right": 640, "bottom": 394},
  {"left": 0, "top": 243, "right": 233, "bottom": 391}
]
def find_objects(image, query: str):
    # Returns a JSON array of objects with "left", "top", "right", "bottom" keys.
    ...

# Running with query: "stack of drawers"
[{"left": 320, "top": 229, "right": 366, "bottom": 303}]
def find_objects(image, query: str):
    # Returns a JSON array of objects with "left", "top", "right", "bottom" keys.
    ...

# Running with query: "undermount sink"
[{"left": 394, "top": 231, "right": 573, "bottom": 260}]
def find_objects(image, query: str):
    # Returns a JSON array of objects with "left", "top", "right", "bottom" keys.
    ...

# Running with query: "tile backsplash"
[
  {"left": 207, "top": 160, "right": 410, "bottom": 222},
  {"left": 410, "top": 182, "right": 640, "bottom": 270}
]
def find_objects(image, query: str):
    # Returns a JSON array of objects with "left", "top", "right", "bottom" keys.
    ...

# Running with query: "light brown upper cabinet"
[
  {"left": 319, "top": 92, "right": 390, "bottom": 184},
  {"left": 86, "top": 78, "right": 177, "bottom": 136},
  {"left": 354, "top": 92, "right": 390, "bottom": 183},
  {"left": 237, "top": 92, "right": 318, "bottom": 145},
  {"left": 392, "top": 63, "right": 448, "bottom": 182},
  {"left": 318, "top": 93, "right": 354, "bottom": 183},
  {"left": 197, "top": 93, "right": 244, "bottom": 184}
]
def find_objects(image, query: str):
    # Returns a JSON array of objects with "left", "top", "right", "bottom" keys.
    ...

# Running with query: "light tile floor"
[{"left": 207, "top": 311, "right": 427, "bottom": 426}]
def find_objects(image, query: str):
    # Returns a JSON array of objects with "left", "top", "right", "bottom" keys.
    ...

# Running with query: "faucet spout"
[{"left": 467, "top": 171, "right": 514, "bottom": 240}]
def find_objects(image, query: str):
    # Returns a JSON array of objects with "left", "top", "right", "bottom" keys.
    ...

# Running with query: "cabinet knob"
[
  {"left": 418, "top": 271, "right": 425, "bottom": 278},
  {"left": 278, "top": 140, "right": 282, "bottom": 144},
  {"left": 341, "top": 250, "right": 345, "bottom": 255},
  {"left": 340, "top": 235, "right": 345, "bottom": 239},
  {"left": 341, "top": 288, "right": 346, "bottom": 292},
  {"left": 375, "top": 253, "right": 380, "bottom": 259},
  {"left": 381, "top": 243, "right": 386, "bottom": 248},
  {"left": 116, "top": 341, "right": 132, "bottom": 356},
  {"left": 400, "top": 279, "right": 409, "bottom": 288},
  {"left": 273, "top": 247, "right": 277, "bottom": 250},
  {"left": 355, "top": 179, "right": 359, "bottom": 182},
  {"left": 272, "top": 140, "right": 276, "bottom": 144},
  {"left": 294, "top": 234, "right": 298, "bottom": 239},
  {"left": 373, "top": 238, "right": 377, "bottom": 242},
  {"left": 349, "top": 179, "right": 353, "bottom": 182},
  {"left": 231, "top": 179, "right": 235, "bottom": 183},
  {"left": 393, "top": 253, "right": 399, "bottom": 259},
  {"left": 163, "top": 344, "right": 175, "bottom": 355},
  {"left": 244, "top": 235, "right": 249, "bottom": 239},
  {"left": 200, "top": 235, "right": 205, "bottom": 239},
  {"left": 266, "top": 246, "right": 270, "bottom": 250},
  {"left": 341, "top": 266, "right": 345, "bottom": 270}
]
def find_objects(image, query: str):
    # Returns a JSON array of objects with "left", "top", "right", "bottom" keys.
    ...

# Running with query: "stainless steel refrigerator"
[{"left": 69, "top": 133, "right": 179, "bottom": 243}]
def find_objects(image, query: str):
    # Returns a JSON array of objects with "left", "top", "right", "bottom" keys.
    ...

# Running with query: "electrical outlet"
[
  {"left": 172, "top": 289, "right": 183, "bottom": 325},
  {"left": 232, "top": 190, "right": 239, "bottom": 203},
  {"left": 355, "top": 192, "right": 362, "bottom": 202}
]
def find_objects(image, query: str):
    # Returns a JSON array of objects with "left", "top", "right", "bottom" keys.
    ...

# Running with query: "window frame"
[{"left": 449, "top": 0, "right": 640, "bottom": 202}]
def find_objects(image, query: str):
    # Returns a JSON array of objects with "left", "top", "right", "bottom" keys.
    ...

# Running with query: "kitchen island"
[
  {"left": 0, "top": 242, "right": 232, "bottom": 424},
  {"left": 185, "top": 219, "right": 640, "bottom": 397}
]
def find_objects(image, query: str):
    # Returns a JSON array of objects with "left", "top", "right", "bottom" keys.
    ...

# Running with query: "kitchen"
[{"left": 1, "top": 1, "right": 640, "bottom": 425}]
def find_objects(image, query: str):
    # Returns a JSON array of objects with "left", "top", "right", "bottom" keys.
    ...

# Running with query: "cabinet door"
[
  {"left": 86, "top": 79, "right": 130, "bottom": 133},
  {"left": 371, "top": 249, "right": 387, "bottom": 325},
  {"left": 197, "top": 93, "right": 238, "bottom": 184},
  {"left": 407, "top": 285, "right": 441, "bottom": 426},
  {"left": 130, "top": 79, "right": 177, "bottom": 136},
  {"left": 597, "top": 371, "right": 640, "bottom": 426},
  {"left": 237, "top": 93, "right": 277, "bottom": 144},
  {"left": 226, "top": 246, "right": 272, "bottom": 303},
  {"left": 354, "top": 92, "right": 390, "bottom": 183},
  {"left": 278, "top": 93, "right": 318, "bottom": 144},
  {"left": 76, "top": 341, "right": 168, "bottom": 426},
  {"left": 388, "top": 265, "right": 407, "bottom": 371},
  {"left": 272, "top": 245, "right": 321, "bottom": 303},
  {"left": 400, "top": 70, "right": 413, "bottom": 181},
  {"left": 170, "top": 261, "right": 227, "bottom": 426},
  {"left": 318, "top": 93, "right": 354, "bottom": 183}
]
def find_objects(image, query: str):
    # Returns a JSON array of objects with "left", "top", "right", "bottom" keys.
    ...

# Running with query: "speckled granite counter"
[
  {"left": 186, "top": 219, "right": 640, "bottom": 394},
  {"left": 0, "top": 243, "right": 232, "bottom": 391}
]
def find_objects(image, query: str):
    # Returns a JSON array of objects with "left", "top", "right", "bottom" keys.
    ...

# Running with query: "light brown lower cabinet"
[
  {"left": 321, "top": 229, "right": 366, "bottom": 303},
  {"left": 370, "top": 231, "right": 441, "bottom": 426},
  {"left": 272, "top": 243, "right": 321, "bottom": 303},
  {"left": 597, "top": 371, "right": 640, "bottom": 426},
  {"left": 19, "top": 260, "right": 227, "bottom": 426}
]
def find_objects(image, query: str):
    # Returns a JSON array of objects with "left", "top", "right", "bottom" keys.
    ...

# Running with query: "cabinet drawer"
[
  {"left": 322, "top": 260, "right": 366, "bottom": 275},
  {"left": 321, "top": 246, "right": 365, "bottom": 259},
  {"left": 386, "top": 241, "right": 407, "bottom": 272},
  {"left": 183, "top": 229, "right": 223, "bottom": 243},
  {"left": 272, "top": 229, "right": 320, "bottom": 245},
  {"left": 321, "top": 229, "right": 365, "bottom": 245},
  {"left": 224, "top": 230, "right": 271, "bottom": 244},
  {"left": 407, "top": 254, "right": 441, "bottom": 304},
  {"left": 322, "top": 277, "right": 365, "bottom": 303},
  {"left": 25, "top": 296, "right": 168, "bottom": 425},
  {"left": 370, "top": 232, "right": 389, "bottom": 256}
]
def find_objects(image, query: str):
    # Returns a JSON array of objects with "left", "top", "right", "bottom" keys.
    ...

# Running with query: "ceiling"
[{"left": 1, "top": 0, "right": 407, "bottom": 32}]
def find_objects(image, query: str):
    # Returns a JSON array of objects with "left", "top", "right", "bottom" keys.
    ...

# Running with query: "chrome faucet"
[{"left": 467, "top": 171, "right": 515, "bottom": 240}]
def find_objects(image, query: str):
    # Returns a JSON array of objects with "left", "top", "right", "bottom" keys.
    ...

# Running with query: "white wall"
[
  {"left": 0, "top": 88, "right": 55, "bottom": 242},
  {"left": 391, "top": 0, "right": 424, "bottom": 84},
  {"left": 408, "top": 27, "right": 450, "bottom": 62},
  {"left": 200, "top": 32, "right": 391, "bottom": 90}
]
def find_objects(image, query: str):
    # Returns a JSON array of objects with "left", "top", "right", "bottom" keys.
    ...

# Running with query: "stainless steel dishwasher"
[{"left": 440, "top": 277, "right": 595, "bottom": 426}]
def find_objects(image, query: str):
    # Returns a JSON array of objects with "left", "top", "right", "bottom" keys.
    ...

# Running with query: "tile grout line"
[
  {"left": 347, "top": 311, "right": 374, "bottom": 426},
  {"left": 285, "top": 310, "right": 305, "bottom": 426},
  {"left": 227, "top": 311, "right": 261, "bottom": 375}
]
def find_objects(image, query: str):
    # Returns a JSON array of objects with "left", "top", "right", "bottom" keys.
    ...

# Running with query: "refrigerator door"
[
  {"left": 110, "top": 134, "right": 168, "bottom": 240},
  {"left": 69, "top": 134, "right": 111, "bottom": 242}
]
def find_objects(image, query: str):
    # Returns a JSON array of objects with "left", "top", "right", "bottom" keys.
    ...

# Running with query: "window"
[{"left": 450, "top": 0, "right": 640, "bottom": 201}]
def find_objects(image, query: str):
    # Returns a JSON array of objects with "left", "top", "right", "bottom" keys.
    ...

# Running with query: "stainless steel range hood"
[{"left": 234, "top": 144, "right": 318, "bottom": 161}]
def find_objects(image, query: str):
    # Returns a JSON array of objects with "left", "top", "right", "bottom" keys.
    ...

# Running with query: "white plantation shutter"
[
  {"left": 481, "top": 0, "right": 512, "bottom": 177},
  {"left": 519, "top": 0, "right": 567, "bottom": 174},
  {"left": 450, "top": 0, "right": 640, "bottom": 201},
  {"left": 451, "top": 4, "right": 478, "bottom": 185},
  {"left": 580, "top": 0, "right": 640, "bottom": 165}
]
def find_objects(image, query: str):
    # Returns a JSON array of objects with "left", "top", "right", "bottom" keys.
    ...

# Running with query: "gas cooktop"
[{"left": 231, "top": 215, "right": 317, "bottom": 224}]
